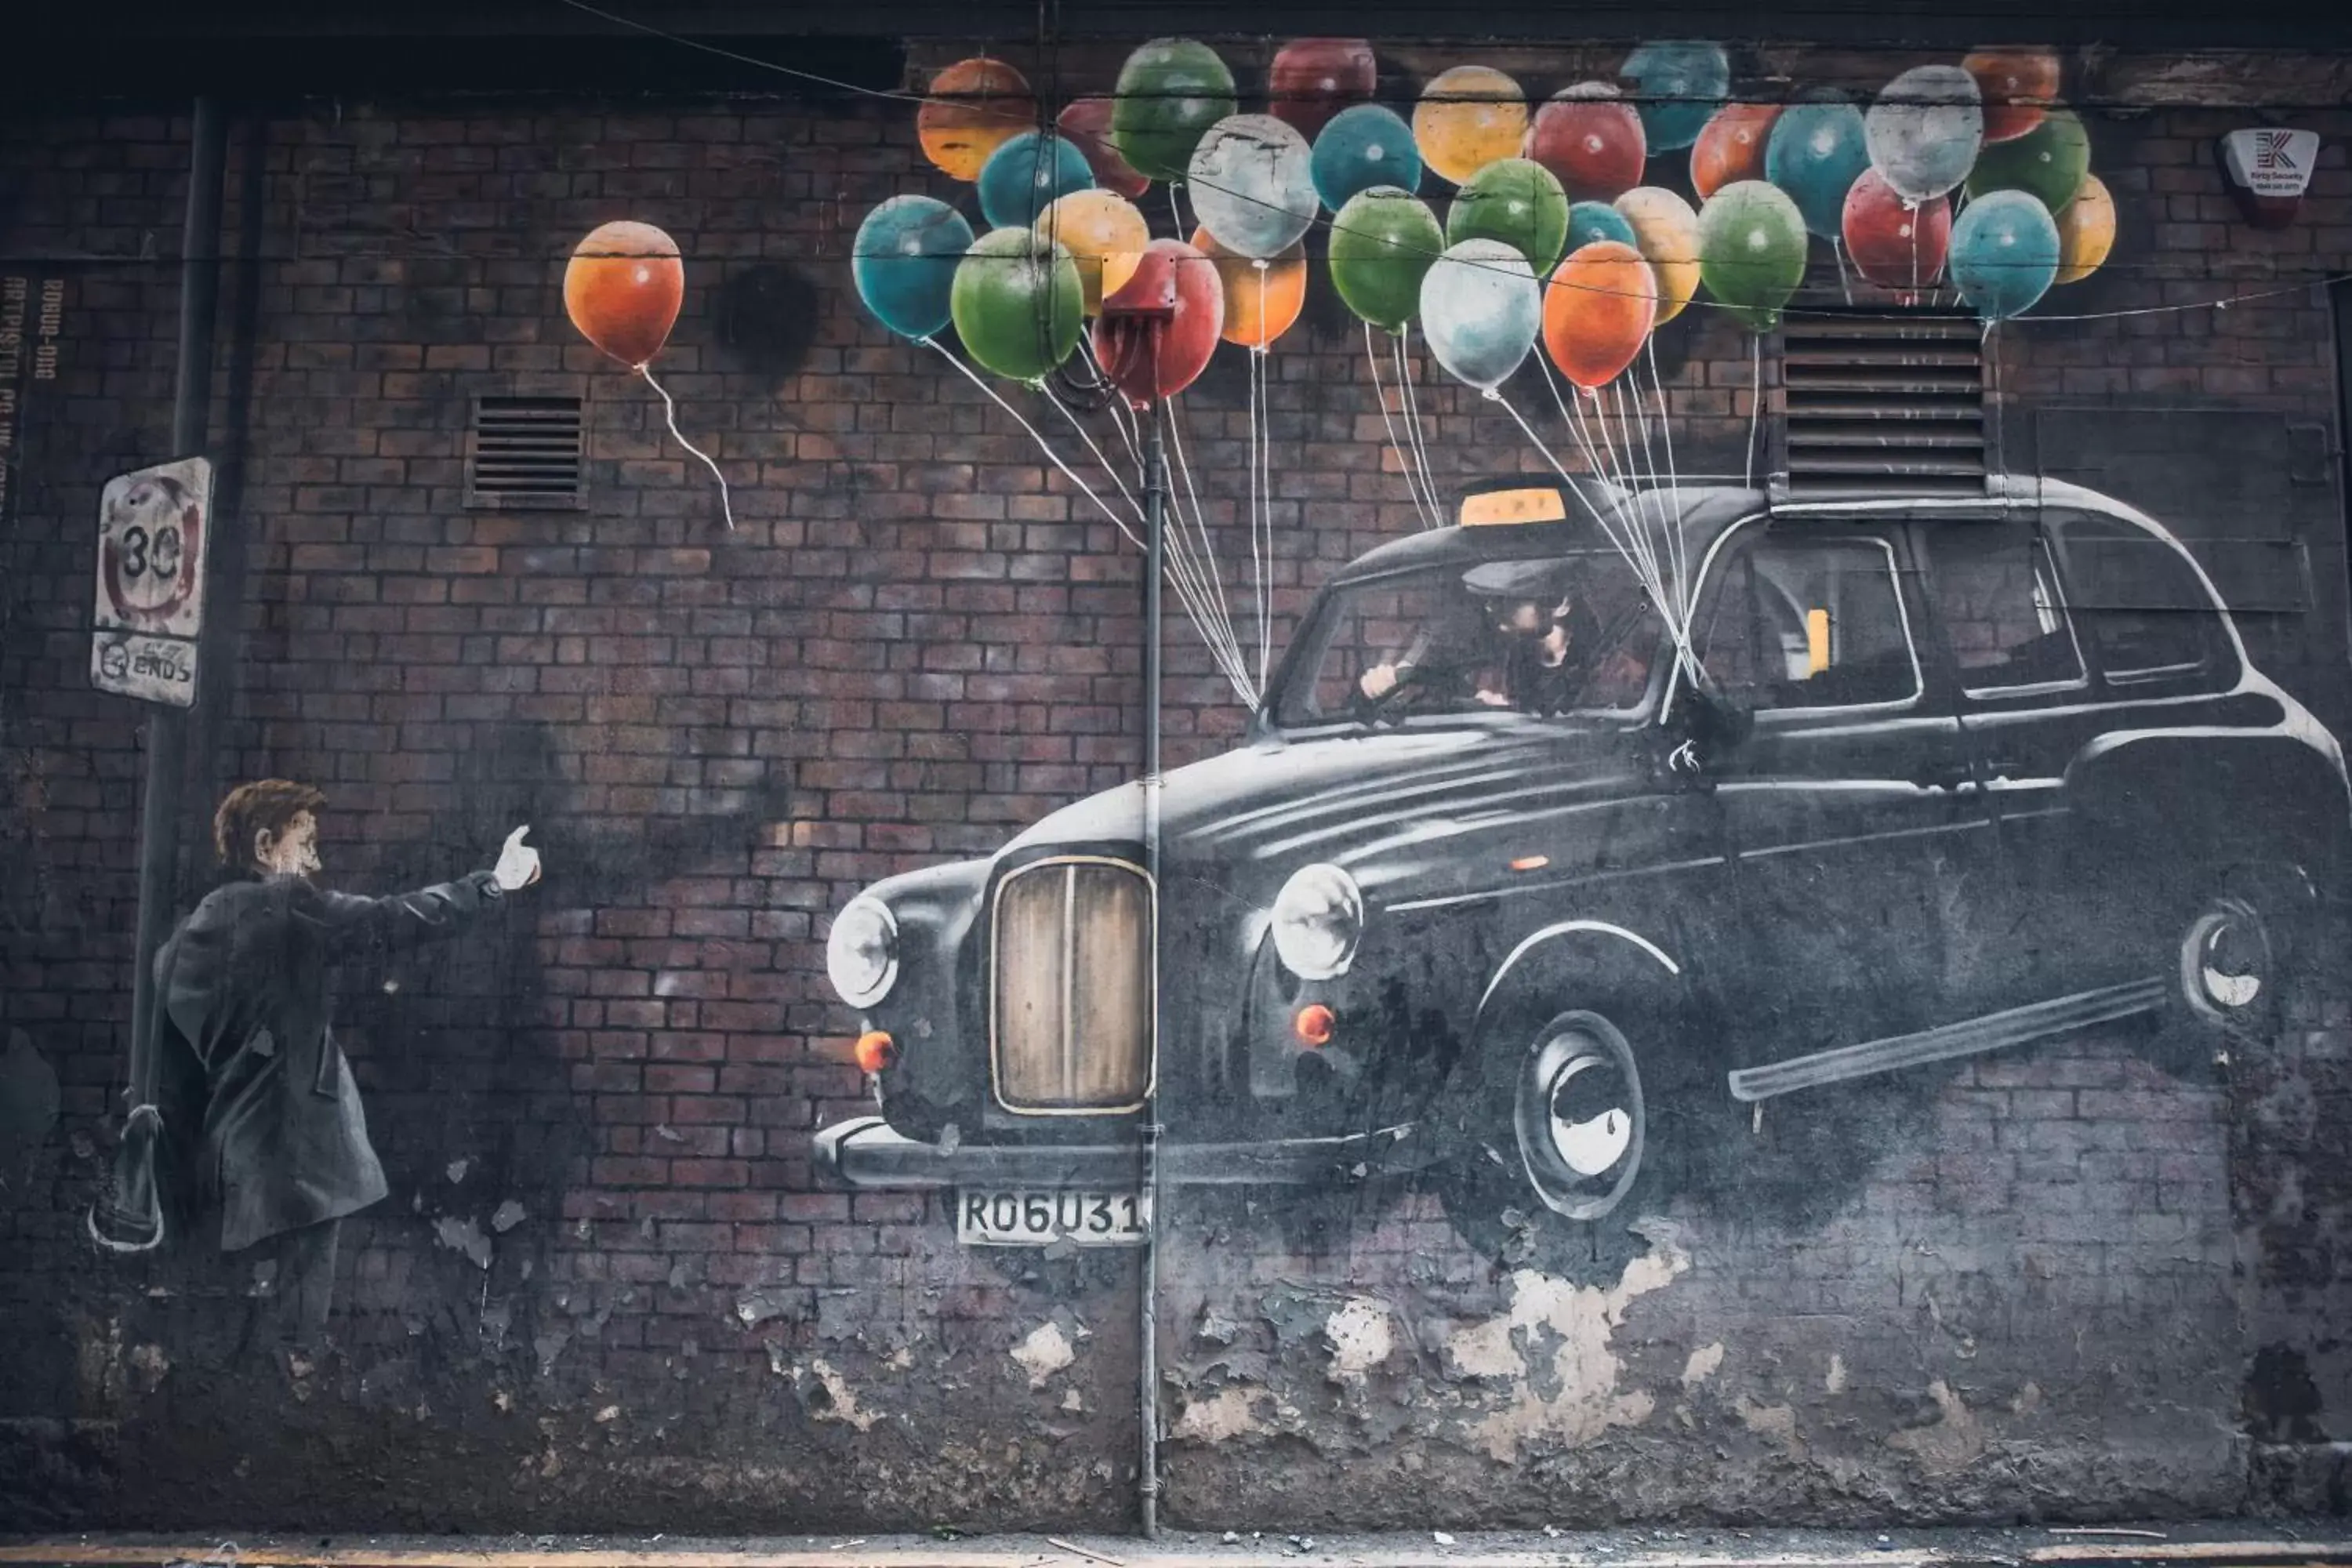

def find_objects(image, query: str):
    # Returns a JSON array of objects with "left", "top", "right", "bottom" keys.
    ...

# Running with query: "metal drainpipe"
[
  {"left": 1137, "top": 397, "right": 1167, "bottom": 1539},
  {"left": 124, "top": 97, "right": 227, "bottom": 1115}
]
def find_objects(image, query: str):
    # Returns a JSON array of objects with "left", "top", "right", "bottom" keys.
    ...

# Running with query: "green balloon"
[
  {"left": 1698, "top": 180, "right": 1809, "bottom": 332},
  {"left": 1446, "top": 158, "right": 1571, "bottom": 274},
  {"left": 1110, "top": 38, "right": 1237, "bottom": 183},
  {"left": 949, "top": 227, "right": 1083, "bottom": 382},
  {"left": 1329, "top": 187, "right": 1444, "bottom": 336},
  {"left": 1966, "top": 108, "right": 2090, "bottom": 214}
]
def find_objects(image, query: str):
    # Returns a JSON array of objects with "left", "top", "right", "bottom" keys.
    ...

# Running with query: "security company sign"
[{"left": 91, "top": 456, "right": 211, "bottom": 706}]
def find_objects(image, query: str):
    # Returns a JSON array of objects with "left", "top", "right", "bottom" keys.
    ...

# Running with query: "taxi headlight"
[
  {"left": 1270, "top": 863, "right": 1363, "bottom": 981},
  {"left": 826, "top": 897, "right": 899, "bottom": 1009}
]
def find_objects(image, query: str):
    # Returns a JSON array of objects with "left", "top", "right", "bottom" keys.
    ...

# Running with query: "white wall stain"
[
  {"left": 1011, "top": 1320, "right": 1076, "bottom": 1389},
  {"left": 1826, "top": 1352, "right": 1849, "bottom": 1394},
  {"left": 1324, "top": 1297, "right": 1395, "bottom": 1384},
  {"left": 1679, "top": 1341, "right": 1725, "bottom": 1389},
  {"left": 1442, "top": 1226, "right": 1691, "bottom": 1462},
  {"left": 1172, "top": 1383, "right": 1267, "bottom": 1444},
  {"left": 1888, "top": 1377, "right": 1984, "bottom": 1473},
  {"left": 803, "top": 1357, "right": 881, "bottom": 1431}
]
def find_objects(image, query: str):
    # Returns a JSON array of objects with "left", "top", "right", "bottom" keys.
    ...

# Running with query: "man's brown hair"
[{"left": 213, "top": 780, "right": 326, "bottom": 869}]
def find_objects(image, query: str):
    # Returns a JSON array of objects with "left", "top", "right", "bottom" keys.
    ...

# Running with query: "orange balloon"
[
  {"left": 1543, "top": 240, "right": 1657, "bottom": 390},
  {"left": 1192, "top": 227, "right": 1306, "bottom": 348},
  {"left": 918, "top": 57, "right": 1038, "bottom": 182},
  {"left": 564, "top": 220, "right": 683, "bottom": 368},
  {"left": 1964, "top": 47, "right": 2061, "bottom": 144},
  {"left": 1690, "top": 103, "right": 1781, "bottom": 201}
]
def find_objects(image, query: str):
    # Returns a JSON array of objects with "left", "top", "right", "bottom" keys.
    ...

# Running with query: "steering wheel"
[{"left": 1348, "top": 663, "right": 1429, "bottom": 727}]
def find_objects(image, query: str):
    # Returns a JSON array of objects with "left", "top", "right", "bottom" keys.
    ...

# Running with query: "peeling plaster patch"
[
  {"left": 434, "top": 1215, "right": 492, "bottom": 1269},
  {"left": 1012, "top": 1320, "right": 1076, "bottom": 1388},
  {"left": 533, "top": 1326, "right": 571, "bottom": 1377},
  {"left": 445, "top": 1157, "right": 470, "bottom": 1184},
  {"left": 1173, "top": 1383, "right": 1266, "bottom": 1444},
  {"left": 1443, "top": 1224, "right": 1691, "bottom": 1461},
  {"left": 804, "top": 1357, "right": 880, "bottom": 1430},
  {"left": 1888, "top": 1377, "right": 1985, "bottom": 1474},
  {"left": 1324, "top": 1297, "right": 1395, "bottom": 1384},
  {"left": 2011, "top": 1380, "right": 2043, "bottom": 1417},
  {"left": 1826, "top": 1352, "right": 1849, "bottom": 1394},
  {"left": 491, "top": 1199, "right": 527, "bottom": 1232},
  {"left": 1736, "top": 1396, "right": 1802, "bottom": 1453},
  {"left": 1679, "top": 1341, "right": 1725, "bottom": 1389},
  {"left": 128, "top": 1342, "right": 170, "bottom": 1394}
]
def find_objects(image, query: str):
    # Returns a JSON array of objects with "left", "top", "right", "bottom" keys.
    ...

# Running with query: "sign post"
[{"left": 90, "top": 456, "right": 211, "bottom": 706}]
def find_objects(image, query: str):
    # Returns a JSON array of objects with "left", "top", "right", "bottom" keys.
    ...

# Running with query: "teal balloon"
[
  {"left": 1111, "top": 38, "right": 1238, "bottom": 183},
  {"left": 1447, "top": 158, "right": 1570, "bottom": 273},
  {"left": 1697, "top": 180, "right": 1808, "bottom": 332},
  {"left": 1328, "top": 187, "right": 1443, "bottom": 335},
  {"left": 1312, "top": 103, "right": 1422, "bottom": 212},
  {"left": 950, "top": 227, "right": 1083, "bottom": 381},
  {"left": 1565, "top": 200, "right": 1639, "bottom": 256},
  {"left": 1622, "top": 41, "right": 1730, "bottom": 153},
  {"left": 1965, "top": 108, "right": 2090, "bottom": 215},
  {"left": 978, "top": 132, "right": 1095, "bottom": 230},
  {"left": 1766, "top": 96, "right": 1870, "bottom": 239},
  {"left": 852, "top": 195, "right": 974, "bottom": 340},
  {"left": 1949, "top": 188, "right": 2059, "bottom": 321}
]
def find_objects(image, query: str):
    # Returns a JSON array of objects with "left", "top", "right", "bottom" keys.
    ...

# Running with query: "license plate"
[{"left": 956, "top": 1188, "right": 1152, "bottom": 1247}]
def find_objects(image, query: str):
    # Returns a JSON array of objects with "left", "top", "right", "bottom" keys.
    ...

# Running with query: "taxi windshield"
[{"left": 1276, "top": 550, "right": 1664, "bottom": 728}]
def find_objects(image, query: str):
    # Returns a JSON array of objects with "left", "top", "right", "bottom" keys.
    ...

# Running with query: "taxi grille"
[{"left": 990, "top": 858, "right": 1155, "bottom": 1113}]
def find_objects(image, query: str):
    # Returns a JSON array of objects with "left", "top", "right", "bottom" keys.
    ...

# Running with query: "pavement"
[{"left": 2, "top": 1524, "right": 2350, "bottom": 1568}]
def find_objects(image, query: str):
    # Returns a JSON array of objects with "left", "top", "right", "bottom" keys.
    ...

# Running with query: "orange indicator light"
[
  {"left": 853, "top": 1030, "right": 897, "bottom": 1073},
  {"left": 1294, "top": 1004, "right": 1337, "bottom": 1047},
  {"left": 1509, "top": 855, "right": 1550, "bottom": 872}
]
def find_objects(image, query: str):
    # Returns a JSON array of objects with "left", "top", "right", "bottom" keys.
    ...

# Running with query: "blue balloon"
[
  {"left": 1419, "top": 238, "right": 1540, "bottom": 391},
  {"left": 977, "top": 132, "right": 1094, "bottom": 231},
  {"left": 1949, "top": 189, "right": 2059, "bottom": 321},
  {"left": 1565, "top": 200, "right": 1639, "bottom": 256},
  {"left": 852, "top": 195, "right": 975, "bottom": 340},
  {"left": 1766, "top": 96, "right": 1870, "bottom": 239},
  {"left": 1311, "top": 103, "right": 1422, "bottom": 212},
  {"left": 1621, "top": 41, "right": 1730, "bottom": 154}
]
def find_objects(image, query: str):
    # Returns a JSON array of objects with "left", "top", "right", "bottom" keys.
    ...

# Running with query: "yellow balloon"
[
  {"left": 1413, "top": 66, "right": 1528, "bottom": 187},
  {"left": 1036, "top": 189, "right": 1150, "bottom": 314},
  {"left": 1612, "top": 186, "right": 1703, "bottom": 325},
  {"left": 2055, "top": 172, "right": 2116, "bottom": 285}
]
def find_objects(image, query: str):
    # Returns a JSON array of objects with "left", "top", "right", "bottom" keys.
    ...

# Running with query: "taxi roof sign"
[{"left": 1459, "top": 485, "right": 1568, "bottom": 528}]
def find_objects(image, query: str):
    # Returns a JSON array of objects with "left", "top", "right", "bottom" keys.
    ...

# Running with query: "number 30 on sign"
[{"left": 91, "top": 456, "right": 209, "bottom": 706}]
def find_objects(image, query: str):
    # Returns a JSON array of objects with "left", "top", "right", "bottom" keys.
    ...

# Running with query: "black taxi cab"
[{"left": 815, "top": 477, "right": 2349, "bottom": 1272}]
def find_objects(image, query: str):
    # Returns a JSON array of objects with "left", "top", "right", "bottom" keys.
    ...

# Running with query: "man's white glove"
[{"left": 493, "top": 825, "right": 543, "bottom": 891}]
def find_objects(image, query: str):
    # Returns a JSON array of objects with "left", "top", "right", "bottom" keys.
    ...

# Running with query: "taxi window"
[
  {"left": 1924, "top": 522, "right": 2085, "bottom": 697},
  {"left": 1695, "top": 533, "right": 1919, "bottom": 711},
  {"left": 2053, "top": 514, "right": 2230, "bottom": 686}
]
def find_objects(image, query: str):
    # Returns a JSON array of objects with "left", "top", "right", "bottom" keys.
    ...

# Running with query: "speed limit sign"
[{"left": 91, "top": 456, "right": 210, "bottom": 706}]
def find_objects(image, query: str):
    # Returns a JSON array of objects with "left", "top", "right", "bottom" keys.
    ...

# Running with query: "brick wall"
[{"left": 1, "top": 52, "right": 2349, "bottom": 1530}]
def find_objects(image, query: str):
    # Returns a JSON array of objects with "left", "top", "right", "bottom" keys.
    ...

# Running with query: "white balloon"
[
  {"left": 1419, "top": 238, "right": 1541, "bottom": 390},
  {"left": 1864, "top": 64, "right": 1984, "bottom": 203},
  {"left": 1188, "top": 113, "right": 1318, "bottom": 259}
]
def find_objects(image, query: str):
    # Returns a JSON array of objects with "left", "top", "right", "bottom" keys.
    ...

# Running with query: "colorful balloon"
[
  {"left": 1612, "top": 187, "right": 1702, "bottom": 325},
  {"left": 978, "top": 132, "right": 1095, "bottom": 231},
  {"left": 1841, "top": 169, "right": 1951, "bottom": 291},
  {"left": 2054, "top": 172, "right": 2115, "bottom": 285},
  {"left": 1192, "top": 227, "right": 1308, "bottom": 347},
  {"left": 1949, "top": 188, "right": 2060, "bottom": 321},
  {"left": 1312, "top": 103, "right": 1422, "bottom": 211},
  {"left": 1965, "top": 107, "right": 2089, "bottom": 214},
  {"left": 1328, "top": 186, "right": 1444, "bottom": 335},
  {"left": 1697, "top": 180, "right": 1808, "bottom": 332},
  {"left": 1524, "top": 84, "right": 1647, "bottom": 204},
  {"left": 1691, "top": 103, "right": 1781, "bottom": 200},
  {"left": 1093, "top": 238, "right": 1225, "bottom": 404},
  {"left": 564, "top": 220, "right": 683, "bottom": 368},
  {"left": 1058, "top": 97, "right": 1150, "bottom": 199},
  {"left": 1189, "top": 114, "right": 1318, "bottom": 259},
  {"left": 1270, "top": 38, "right": 1378, "bottom": 141},
  {"left": 1447, "top": 158, "right": 1570, "bottom": 274},
  {"left": 852, "top": 197, "right": 975, "bottom": 340},
  {"left": 1036, "top": 189, "right": 1149, "bottom": 315},
  {"left": 1566, "top": 199, "right": 1639, "bottom": 256},
  {"left": 1544, "top": 240, "right": 1658, "bottom": 390},
  {"left": 917, "top": 58, "right": 1037, "bottom": 183},
  {"left": 1864, "top": 64, "right": 1985, "bottom": 203},
  {"left": 1111, "top": 39, "right": 1237, "bottom": 184},
  {"left": 1421, "top": 238, "right": 1542, "bottom": 391},
  {"left": 1964, "top": 47, "right": 2061, "bottom": 144},
  {"left": 1621, "top": 41, "right": 1730, "bottom": 154},
  {"left": 1413, "top": 66, "right": 1528, "bottom": 187},
  {"left": 950, "top": 227, "right": 1083, "bottom": 381},
  {"left": 1766, "top": 95, "right": 1871, "bottom": 239}
]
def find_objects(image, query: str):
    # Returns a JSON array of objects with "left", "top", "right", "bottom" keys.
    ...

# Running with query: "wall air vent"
[
  {"left": 466, "top": 394, "right": 585, "bottom": 509},
  {"left": 1779, "top": 311, "right": 1987, "bottom": 499}
]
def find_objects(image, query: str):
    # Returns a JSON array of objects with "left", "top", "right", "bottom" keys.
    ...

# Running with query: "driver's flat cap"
[{"left": 1462, "top": 557, "right": 1572, "bottom": 601}]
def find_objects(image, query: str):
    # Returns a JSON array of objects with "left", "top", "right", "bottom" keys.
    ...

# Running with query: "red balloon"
[
  {"left": 564, "top": 220, "right": 683, "bottom": 368},
  {"left": 1057, "top": 96, "right": 1150, "bottom": 199},
  {"left": 1690, "top": 103, "right": 1781, "bottom": 201},
  {"left": 1269, "top": 38, "right": 1378, "bottom": 141},
  {"left": 1524, "top": 85, "right": 1646, "bottom": 203},
  {"left": 1841, "top": 169, "right": 1952, "bottom": 292},
  {"left": 1093, "top": 239, "right": 1225, "bottom": 406}
]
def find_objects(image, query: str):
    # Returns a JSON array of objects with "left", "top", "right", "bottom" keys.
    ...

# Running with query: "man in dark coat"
[{"left": 93, "top": 779, "right": 542, "bottom": 1345}]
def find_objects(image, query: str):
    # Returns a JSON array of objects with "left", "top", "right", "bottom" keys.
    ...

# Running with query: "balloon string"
[
  {"left": 1396, "top": 328, "right": 1443, "bottom": 528},
  {"left": 921, "top": 337, "right": 1142, "bottom": 551},
  {"left": 1365, "top": 322, "right": 1435, "bottom": 531},
  {"left": 1744, "top": 336, "right": 1762, "bottom": 492},
  {"left": 1832, "top": 236, "right": 1854, "bottom": 307},
  {"left": 638, "top": 363, "right": 735, "bottom": 531}
]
